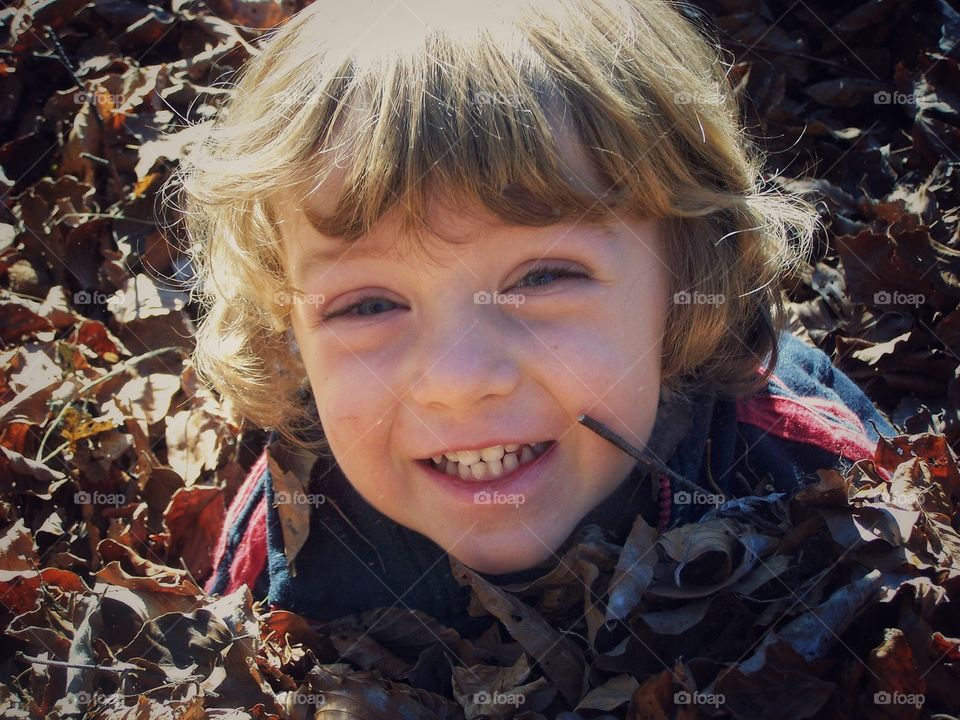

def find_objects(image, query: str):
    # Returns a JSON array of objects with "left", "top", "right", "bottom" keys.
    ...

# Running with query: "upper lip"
[{"left": 419, "top": 438, "right": 555, "bottom": 460}]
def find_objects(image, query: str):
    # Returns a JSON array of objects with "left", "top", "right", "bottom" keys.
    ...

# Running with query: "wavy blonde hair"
[{"left": 167, "top": 0, "right": 819, "bottom": 450}]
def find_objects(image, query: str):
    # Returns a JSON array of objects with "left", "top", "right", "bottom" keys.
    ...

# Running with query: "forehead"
[{"left": 282, "top": 192, "right": 618, "bottom": 280}]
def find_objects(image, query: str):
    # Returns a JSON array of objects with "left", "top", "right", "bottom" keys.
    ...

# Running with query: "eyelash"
[{"left": 320, "top": 263, "right": 589, "bottom": 321}]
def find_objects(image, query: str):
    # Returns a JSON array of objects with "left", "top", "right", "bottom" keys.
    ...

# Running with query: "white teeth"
[
  {"left": 428, "top": 439, "right": 553, "bottom": 482},
  {"left": 480, "top": 446, "right": 505, "bottom": 462},
  {"left": 455, "top": 449, "right": 482, "bottom": 465}
]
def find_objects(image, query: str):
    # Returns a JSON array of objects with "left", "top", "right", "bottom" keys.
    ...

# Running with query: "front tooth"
[
  {"left": 485, "top": 458, "right": 503, "bottom": 476},
  {"left": 456, "top": 449, "right": 482, "bottom": 465},
  {"left": 502, "top": 452, "right": 519, "bottom": 472},
  {"left": 504, "top": 444, "right": 519, "bottom": 453},
  {"left": 519, "top": 445, "right": 535, "bottom": 464},
  {"left": 480, "top": 446, "right": 505, "bottom": 462},
  {"left": 470, "top": 463, "right": 488, "bottom": 480}
]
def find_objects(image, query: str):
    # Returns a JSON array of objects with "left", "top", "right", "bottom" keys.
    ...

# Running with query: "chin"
[{"left": 449, "top": 536, "right": 559, "bottom": 575}]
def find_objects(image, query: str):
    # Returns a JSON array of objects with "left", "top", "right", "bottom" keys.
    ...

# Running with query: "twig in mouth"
[{"left": 577, "top": 413, "right": 705, "bottom": 495}]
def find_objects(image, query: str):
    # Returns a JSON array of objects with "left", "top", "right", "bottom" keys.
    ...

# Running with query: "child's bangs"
[{"left": 284, "top": 32, "right": 671, "bottom": 248}]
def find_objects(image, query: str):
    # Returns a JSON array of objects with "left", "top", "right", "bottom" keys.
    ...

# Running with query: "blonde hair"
[{"left": 167, "top": 0, "right": 819, "bottom": 449}]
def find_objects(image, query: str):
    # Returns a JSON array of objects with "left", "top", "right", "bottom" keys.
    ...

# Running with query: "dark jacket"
[{"left": 206, "top": 330, "right": 895, "bottom": 635}]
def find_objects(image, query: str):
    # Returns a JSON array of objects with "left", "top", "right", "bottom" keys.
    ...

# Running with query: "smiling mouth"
[{"left": 419, "top": 440, "right": 555, "bottom": 482}]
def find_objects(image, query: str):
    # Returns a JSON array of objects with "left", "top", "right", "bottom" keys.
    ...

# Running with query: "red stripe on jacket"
[
  {"left": 205, "top": 449, "right": 270, "bottom": 594},
  {"left": 736, "top": 390, "right": 877, "bottom": 463},
  {"left": 224, "top": 496, "right": 268, "bottom": 594}
]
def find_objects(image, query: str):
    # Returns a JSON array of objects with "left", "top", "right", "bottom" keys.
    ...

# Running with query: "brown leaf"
[{"left": 450, "top": 556, "right": 586, "bottom": 705}]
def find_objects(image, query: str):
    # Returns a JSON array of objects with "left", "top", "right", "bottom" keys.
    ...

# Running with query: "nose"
[{"left": 406, "top": 302, "right": 522, "bottom": 409}]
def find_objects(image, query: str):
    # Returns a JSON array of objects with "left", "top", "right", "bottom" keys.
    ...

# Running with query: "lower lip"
[{"left": 416, "top": 442, "right": 558, "bottom": 504}]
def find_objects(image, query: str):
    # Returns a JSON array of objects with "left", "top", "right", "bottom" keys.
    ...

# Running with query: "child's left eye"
[
  {"left": 320, "top": 263, "right": 589, "bottom": 321},
  {"left": 515, "top": 263, "right": 590, "bottom": 288}
]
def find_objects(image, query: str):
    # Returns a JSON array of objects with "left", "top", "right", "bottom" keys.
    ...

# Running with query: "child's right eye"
[{"left": 321, "top": 296, "right": 400, "bottom": 321}]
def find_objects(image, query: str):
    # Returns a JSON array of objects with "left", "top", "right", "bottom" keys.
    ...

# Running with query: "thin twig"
[
  {"left": 18, "top": 654, "right": 139, "bottom": 674},
  {"left": 577, "top": 413, "right": 705, "bottom": 494}
]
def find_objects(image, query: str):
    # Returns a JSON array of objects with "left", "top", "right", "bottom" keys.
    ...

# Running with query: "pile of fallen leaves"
[
  {"left": 3, "top": 433, "right": 960, "bottom": 718},
  {"left": 0, "top": 0, "right": 958, "bottom": 718}
]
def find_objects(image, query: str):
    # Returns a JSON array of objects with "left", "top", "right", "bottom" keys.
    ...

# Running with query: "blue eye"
[
  {"left": 320, "top": 263, "right": 587, "bottom": 321},
  {"left": 322, "top": 297, "right": 399, "bottom": 320},
  {"left": 516, "top": 263, "right": 589, "bottom": 287}
]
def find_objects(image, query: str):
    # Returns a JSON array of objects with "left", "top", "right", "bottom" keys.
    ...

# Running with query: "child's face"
[{"left": 277, "top": 172, "right": 670, "bottom": 576}]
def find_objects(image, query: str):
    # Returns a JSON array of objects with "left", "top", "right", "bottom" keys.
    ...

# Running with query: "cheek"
[
  {"left": 296, "top": 345, "right": 395, "bottom": 456},
  {"left": 527, "top": 315, "right": 662, "bottom": 398}
]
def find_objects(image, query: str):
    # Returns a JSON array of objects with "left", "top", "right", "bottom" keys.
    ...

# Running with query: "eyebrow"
[
  {"left": 290, "top": 207, "right": 390, "bottom": 283},
  {"left": 293, "top": 207, "right": 620, "bottom": 283}
]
